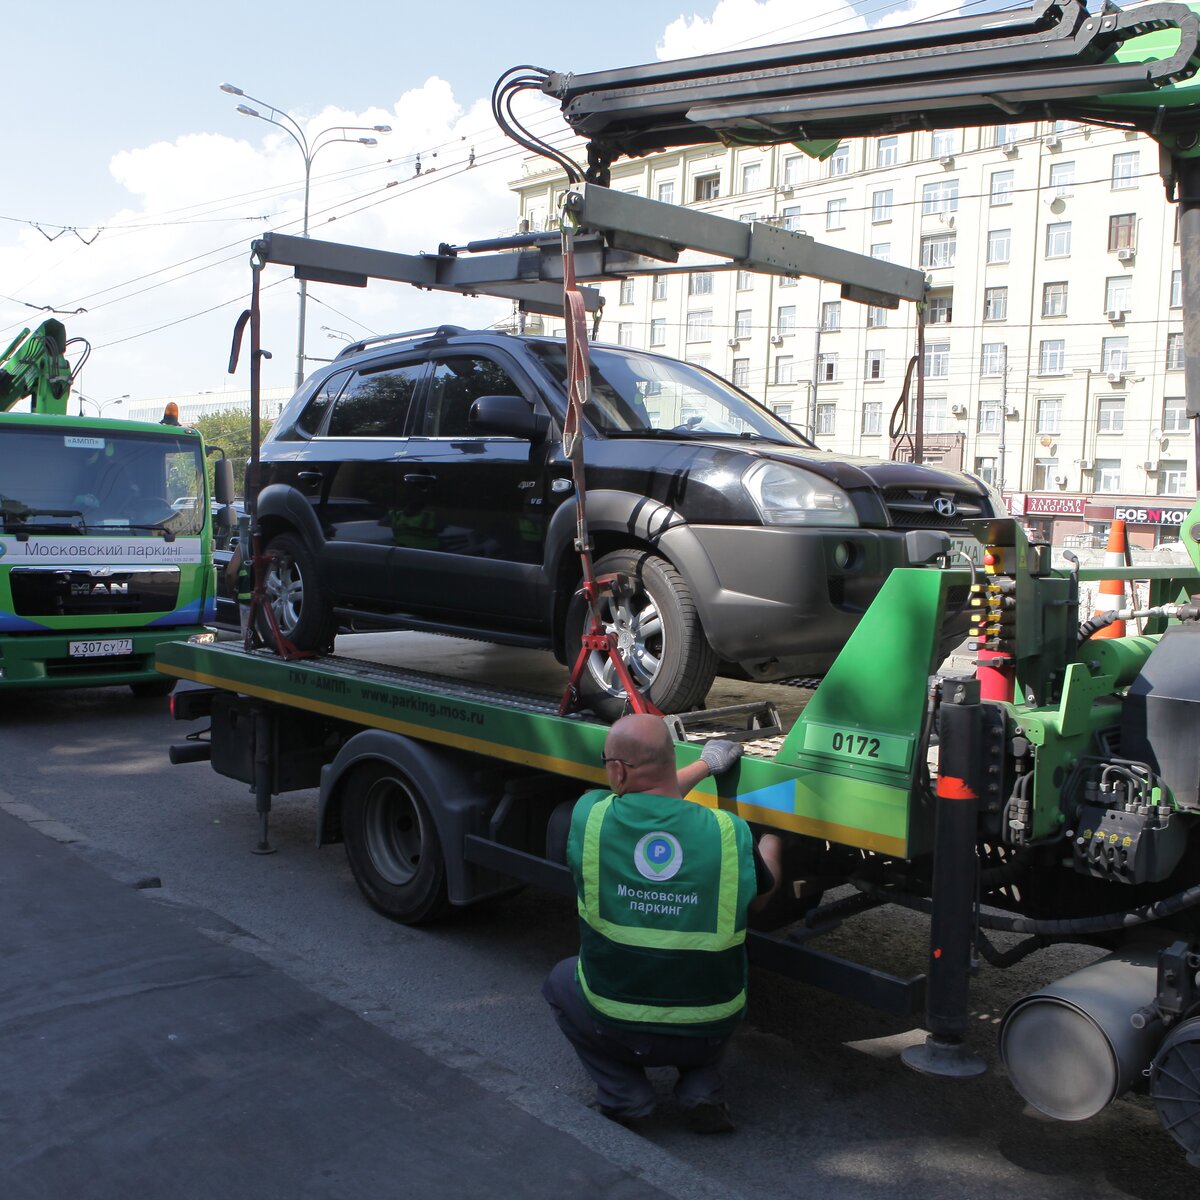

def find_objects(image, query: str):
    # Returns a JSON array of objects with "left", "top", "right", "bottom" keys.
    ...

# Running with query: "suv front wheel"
[
  {"left": 564, "top": 549, "right": 717, "bottom": 721},
  {"left": 259, "top": 531, "right": 337, "bottom": 651}
]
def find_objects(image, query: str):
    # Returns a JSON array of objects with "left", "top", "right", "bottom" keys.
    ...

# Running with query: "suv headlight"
[{"left": 742, "top": 461, "right": 859, "bottom": 527}]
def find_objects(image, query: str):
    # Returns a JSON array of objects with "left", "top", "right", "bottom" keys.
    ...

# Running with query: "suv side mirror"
[{"left": 469, "top": 395, "right": 549, "bottom": 441}]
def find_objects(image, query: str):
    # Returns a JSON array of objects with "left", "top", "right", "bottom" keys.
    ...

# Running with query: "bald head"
[{"left": 603, "top": 714, "right": 679, "bottom": 796}]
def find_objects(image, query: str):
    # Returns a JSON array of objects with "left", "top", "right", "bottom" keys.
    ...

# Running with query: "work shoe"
[
  {"left": 588, "top": 1100, "right": 655, "bottom": 1130},
  {"left": 684, "top": 1101, "right": 736, "bottom": 1134}
]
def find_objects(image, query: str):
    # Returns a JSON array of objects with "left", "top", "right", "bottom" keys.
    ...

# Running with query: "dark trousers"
[{"left": 542, "top": 956, "right": 730, "bottom": 1118}]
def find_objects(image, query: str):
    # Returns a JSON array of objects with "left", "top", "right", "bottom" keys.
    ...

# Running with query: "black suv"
[{"left": 255, "top": 326, "right": 998, "bottom": 718}]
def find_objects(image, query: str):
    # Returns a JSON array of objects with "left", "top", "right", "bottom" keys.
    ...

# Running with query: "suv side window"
[
  {"left": 327, "top": 362, "right": 425, "bottom": 437},
  {"left": 295, "top": 371, "right": 350, "bottom": 437},
  {"left": 421, "top": 356, "right": 525, "bottom": 437}
]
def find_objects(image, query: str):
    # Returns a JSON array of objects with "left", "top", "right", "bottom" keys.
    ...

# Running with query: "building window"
[
  {"left": 732, "top": 358, "right": 750, "bottom": 388},
  {"left": 617, "top": 322, "right": 634, "bottom": 347},
  {"left": 981, "top": 343, "right": 1006, "bottom": 376},
  {"left": 1095, "top": 459, "right": 1122, "bottom": 493},
  {"left": 736, "top": 270, "right": 753, "bottom": 291},
  {"left": 826, "top": 197, "right": 847, "bottom": 228},
  {"left": 816, "top": 402, "right": 836, "bottom": 434},
  {"left": 921, "top": 234, "right": 955, "bottom": 268},
  {"left": 653, "top": 275, "right": 669, "bottom": 301},
  {"left": 984, "top": 287, "right": 1008, "bottom": 321},
  {"left": 866, "top": 305, "right": 887, "bottom": 328},
  {"left": 772, "top": 403, "right": 792, "bottom": 423},
  {"left": 694, "top": 174, "right": 720, "bottom": 202},
  {"left": 974, "top": 456, "right": 999, "bottom": 485},
  {"left": 1039, "top": 339, "right": 1066, "bottom": 374},
  {"left": 686, "top": 355, "right": 710, "bottom": 371},
  {"left": 734, "top": 309, "right": 752, "bottom": 339},
  {"left": 1102, "top": 336, "right": 1129, "bottom": 374},
  {"left": 1171, "top": 269, "right": 1182, "bottom": 308},
  {"left": 778, "top": 274, "right": 798, "bottom": 288},
  {"left": 870, "top": 242, "right": 892, "bottom": 262},
  {"left": 864, "top": 349, "right": 885, "bottom": 380},
  {"left": 821, "top": 301, "right": 841, "bottom": 331},
  {"left": 1042, "top": 281, "right": 1068, "bottom": 317},
  {"left": 1164, "top": 395, "right": 1188, "bottom": 432},
  {"left": 927, "top": 293, "right": 953, "bottom": 325},
  {"left": 1111, "top": 150, "right": 1139, "bottom": 189},
  {"left": 871, "top": 189, "right": 893, "bottom": 222},
  {"left": 993, "top": 124, "right": 1020, "bottom": 148},
  {"left": 987, "top": 229, "right": 1011, "bottom": 264},
  {"left": 740, "top": 161, "right": 761, "bottom": 192},
  {"left": 656, "top": 180, "right": 675, "bottom": 205},
  {"left": 923, "top": 342, "right": 950, "bottom": 378},
  {"left": 1045, "top": 221, "right": 1072, "bottom": 258},
  {"left": 1097, "top": 397, "right": 1125, "bottom": 434},
  {"left": 828, "top": 146, "right": 850, "bottom": 177},
  {"left": 689, "top": 271, "right": 713, "bottom": 296},
  {"left": 862, "top": 400, "right": 882, "bottom": 434},
  {"left": 923, "top": 396, "right": 951, "bottom": 434},
  {"left": 650, "top": 317, "right": 666, "bottom": 346},
  {"left": 1033, "top": 458, "right": 1059, "bottom": 490},
  {"left": 818, "top": 352, "right": 838, "bottom": 382},
  {"left": 922, "top": 179, "right": 959, "bottom": 215},
  {"left": 739, "top": 211, "right": 756, "bottom": 223},
  {"left": 1104, "top": 275, "right": 1133, "bottom": 315},
  {"left": 619, "top": 277, "right": 635, "bottom": 305},
  {"left": 1108, "top": 213, "right": 1135, "bottom": 251},
  {"left": 776, "top": 306, "right": 797, "bottom": 336},
  {"left": 1036, "top": 397, "right": 1061, "bottom": 434},
  {"left": 686, "top": 311, "right": 712, "bottom": 342},
  {"left": 989, "top": 170, "right": 1014, "bottom": 205},
  {"left": 1160, "top": 460, "right": 1188, "bottom": 496},
  {"left": 875, "top": 136, "right": 898, "bottom": 168},
  {"left": 783, "top": 155, "right": 804, "bottom": 185},
  {"left": 782, "top": 204, "right": 803, "bottom": 232},
  {"left": 774, "top": 356, "right": 794, "bottom": 385},
  {"left": 978, "top": 401, "right": 1002, "bottom": 435},
  {"left": 1049, "top": 161, "right": 1075, "bottom": 197},
  {"left": 932, "top": 129, "right": 957, "bottom": 159}
]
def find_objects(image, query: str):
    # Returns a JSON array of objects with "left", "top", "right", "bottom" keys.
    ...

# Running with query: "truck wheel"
[
  {"left": 564, "top": 549, "right": 718, "bottom": 721},
  {"left": 259, "top": 532, "right": 337, "bottom": 651},
  {"left": 341, "top": 761, "right": 450, "bottom": 924},
  {"left": 130, "top": 677, "right": 176, "bottom": 699}
]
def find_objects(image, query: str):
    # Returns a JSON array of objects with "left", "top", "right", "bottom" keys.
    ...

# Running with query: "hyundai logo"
[{"left": 933, "top": 496, "right": 958, "bottom": 518}]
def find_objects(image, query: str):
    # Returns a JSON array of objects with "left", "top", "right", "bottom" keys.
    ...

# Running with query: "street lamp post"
[
  {"left": 78, "top": 393, "right": 129, "bottom": 418},
  {"left": 219, "top": 84, "right": 390, "bottom": 388}
]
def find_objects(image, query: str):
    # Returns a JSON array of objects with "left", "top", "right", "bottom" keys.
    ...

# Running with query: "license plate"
[
  {"left": 69, "top": 638, "right": 134, "bottom": 658},
  {"left": 949, "top": 536, "right": 984, "bottom": 566}
]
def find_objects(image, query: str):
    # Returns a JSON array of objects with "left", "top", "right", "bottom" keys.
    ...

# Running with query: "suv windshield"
[
  {"left": 0, "top": 427, "right": 206, "bottom": 537},
  {"left": 529, "top": 343, "right": 812, "bottom": 443}
]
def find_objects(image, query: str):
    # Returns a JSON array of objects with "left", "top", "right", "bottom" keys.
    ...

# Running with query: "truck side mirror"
[
  {"left": 469, "top": 394, "right": 549, "bottom": 441},
  {"left": 213, "top": 458, "right": 235, "bottom": 506}
]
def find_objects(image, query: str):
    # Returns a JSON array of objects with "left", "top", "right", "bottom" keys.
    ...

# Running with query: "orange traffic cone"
[{"left": 1091, "top": 519, "right": 1128, "bottom": 639}]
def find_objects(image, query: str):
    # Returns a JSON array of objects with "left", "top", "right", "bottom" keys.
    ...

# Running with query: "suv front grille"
[{"left": 882, "top": 487, "right": 987, "bottom": 532}]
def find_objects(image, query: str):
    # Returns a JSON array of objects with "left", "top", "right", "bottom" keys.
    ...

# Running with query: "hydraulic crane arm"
[{"left": 0, "top": 320, "right": 76, "bottom": 415}]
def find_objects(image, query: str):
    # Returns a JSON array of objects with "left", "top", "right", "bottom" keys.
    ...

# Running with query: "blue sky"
[{"left": 1, "top": 0, "right": 972, "bottom": 407}]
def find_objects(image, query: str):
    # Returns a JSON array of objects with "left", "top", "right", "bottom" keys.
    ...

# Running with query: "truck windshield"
[
  {"left": 529, "top": 342, "right": 813, "bottom": 444},
  {"left": 0, "top": 427, "right": 206, "bottom": 537}
]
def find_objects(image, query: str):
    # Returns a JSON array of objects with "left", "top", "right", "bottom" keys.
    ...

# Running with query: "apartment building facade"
[{"left": 512, "top": 120, "right": 1193, "bottom": 548}]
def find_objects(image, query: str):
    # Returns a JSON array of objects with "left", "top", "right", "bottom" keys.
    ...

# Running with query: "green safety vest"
[{"left": 567, "top": 788, "right": 758, "bottom": 1036}]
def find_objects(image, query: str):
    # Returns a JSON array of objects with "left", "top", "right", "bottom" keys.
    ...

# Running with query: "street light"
[
  {"left": 219, "top": 83, "right": 391, "bottom": 387},
  {"left": 321, "top": 325, "right": 357, "bottom": 343},
  {"left": 78, "top": 393, "right": 129, "bottom": 418}
]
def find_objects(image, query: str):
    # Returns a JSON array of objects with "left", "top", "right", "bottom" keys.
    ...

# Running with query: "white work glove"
[{"left": 700, "top": 739, "right": 743, "bottom": 775}]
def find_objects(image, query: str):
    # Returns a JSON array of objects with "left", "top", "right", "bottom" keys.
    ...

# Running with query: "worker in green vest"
[{"left": 543, "top": 713, "right": 782, "bottom": 1134}]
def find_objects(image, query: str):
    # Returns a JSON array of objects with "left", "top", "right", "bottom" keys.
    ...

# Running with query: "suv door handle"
[
  {"left": 404, "top": 472, "right": 437, "bottom": 485},
  {"left": 297, "top": 471, "right": 322, "bottom": 486}
]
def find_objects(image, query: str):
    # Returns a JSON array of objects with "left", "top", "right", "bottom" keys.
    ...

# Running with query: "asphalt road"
[{"left": 1, "top": 636, "right": 1193, "bottom": 1199}]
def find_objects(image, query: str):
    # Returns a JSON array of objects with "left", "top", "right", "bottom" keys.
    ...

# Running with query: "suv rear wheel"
[
  {"left": 259, "top": 531, "right": 337, "bottom": 651},
  {"left": 564, "top": 549, "right": 718, "bottom": 721}
]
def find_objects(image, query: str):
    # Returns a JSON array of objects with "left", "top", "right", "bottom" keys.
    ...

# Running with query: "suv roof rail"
[{"left": 332, "top": 325, "right": 469, "bottom": 360}]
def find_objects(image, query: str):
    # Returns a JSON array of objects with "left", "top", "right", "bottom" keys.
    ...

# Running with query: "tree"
[{"left": 191, "top": 407, "right": 273, "bottom": 499}]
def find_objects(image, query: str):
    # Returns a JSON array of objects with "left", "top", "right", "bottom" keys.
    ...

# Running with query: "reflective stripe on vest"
[
  {"left": 578, "top": 796, "right": 746, "bottom": 952},
  {"left": 576, "top": 958, "right": 746, "bottom": 1026}
]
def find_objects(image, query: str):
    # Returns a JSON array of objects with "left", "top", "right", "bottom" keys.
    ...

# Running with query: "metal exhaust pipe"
[{"left": 999, "top": 946, "right": 1164, "bottom": 1122}]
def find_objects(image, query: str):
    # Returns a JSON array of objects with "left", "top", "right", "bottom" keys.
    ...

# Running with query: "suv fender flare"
[
  {"left": 545, "top": 490, "right": 723, "bottom": 650},
  {"left": 317, "top": 729, "right": 514, "bottom": 907},
  {"left": 255, "top": 483, "right": 326, "bottom": 548}
]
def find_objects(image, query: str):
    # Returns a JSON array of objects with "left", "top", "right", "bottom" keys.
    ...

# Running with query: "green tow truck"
[
  {"left": 0, "top": 320, "right": 235, "bottom": 693},
  {"left": 162, "top": 1, "right": 1200, "bottom": 1164}
]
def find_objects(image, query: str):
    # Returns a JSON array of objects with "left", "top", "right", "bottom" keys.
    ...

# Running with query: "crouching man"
[{"left": 543, "top": 713, "right": 782, "bottom": 1133}]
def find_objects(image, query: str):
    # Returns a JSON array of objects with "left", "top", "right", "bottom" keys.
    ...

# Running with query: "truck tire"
[
  {"left": 341, "top": 760, "right": 450, "bottom": 924},
  {"left": 259, "top": 532, "right": 337, "bottom": 652},
  {"left": 564, "top": 549, "right": 718, "bottom": 721}
]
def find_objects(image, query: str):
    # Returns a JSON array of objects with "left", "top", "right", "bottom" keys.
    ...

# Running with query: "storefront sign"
[
  {"left": 1112, "top": 505, "right": 1190, "bottom": 526},
  {"left": 1023, "top": 495, "right": 1085, "bottom": 516}
]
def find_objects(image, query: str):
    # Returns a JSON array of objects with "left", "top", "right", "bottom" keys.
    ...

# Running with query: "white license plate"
[
  {"left": 949, "top": 536, "right": 985, "bottom": 566},
  {"left": 69, "top": 638, "right": 134, "bottom": 658}
]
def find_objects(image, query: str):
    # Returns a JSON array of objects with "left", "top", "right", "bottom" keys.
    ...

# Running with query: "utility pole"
[{"left": 998, "top": 344, "right": 1009, "bottom": 491}]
